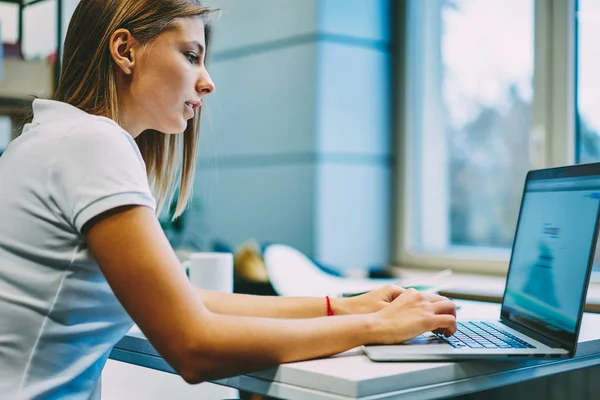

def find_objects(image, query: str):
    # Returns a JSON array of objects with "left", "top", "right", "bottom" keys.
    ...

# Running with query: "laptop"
[{"left": 363, "top": 163, "right": 600, "bottom": 360}]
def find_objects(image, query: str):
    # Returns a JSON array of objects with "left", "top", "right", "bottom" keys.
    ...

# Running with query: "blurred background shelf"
[
  {"left": 0, "top": 0, "right": 63, "bottom": 99},
  {"left": 0, "top": 95, "right": 32, "bottom": 114},
  {"left": 0, "top": 0, "right": 63, "bottom": 148},
  {"left": 0, "top": 58, "right": 54, "bottom": 99}
]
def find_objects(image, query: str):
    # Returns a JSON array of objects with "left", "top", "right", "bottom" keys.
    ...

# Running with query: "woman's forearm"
[
  {"left": 181, "top": 311, "right": 375, "bottom": 383},
  {"left": 196, "top": 289, "right": 350, "bottom": 318},
  {"left": 179, "top": 288, "right": 457, "bottom": 384}
]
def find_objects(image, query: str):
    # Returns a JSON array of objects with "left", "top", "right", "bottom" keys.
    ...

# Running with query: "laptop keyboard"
[{"left": 436, "top": 321, "right": 536, "bottom": 349}]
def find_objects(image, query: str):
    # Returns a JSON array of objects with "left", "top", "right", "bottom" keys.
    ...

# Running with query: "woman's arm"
[
  {"left": 196, "top": 285, "right": 403, "bottom": 318},
  {"left": 85, "top": 205, "right": 456, "bottom": 384},
  {"left": 196, "top": 290, "right": 335, "bottom": 318}
]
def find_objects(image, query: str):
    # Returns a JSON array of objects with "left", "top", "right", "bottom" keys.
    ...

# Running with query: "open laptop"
[{"left": 363, "top": 163, "right": 600, "bottom": 360}]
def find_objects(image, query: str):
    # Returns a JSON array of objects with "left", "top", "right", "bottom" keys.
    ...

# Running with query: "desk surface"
[{"left": 110, "top": 301, "right": 600, "bottom": 400}]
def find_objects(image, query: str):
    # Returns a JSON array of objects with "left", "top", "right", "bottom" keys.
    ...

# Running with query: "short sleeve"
[{"left": 51, "top": 119, "right": 156, "bottom": 233}]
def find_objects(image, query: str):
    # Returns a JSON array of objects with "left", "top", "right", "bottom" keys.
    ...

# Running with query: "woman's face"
[{"left": 120, "top": 17, "right": 215, "bottom": 135}]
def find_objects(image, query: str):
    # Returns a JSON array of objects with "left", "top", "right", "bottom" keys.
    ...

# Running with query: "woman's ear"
[{"left": 109, "top": 28, "right": 139, "bottom": 75}]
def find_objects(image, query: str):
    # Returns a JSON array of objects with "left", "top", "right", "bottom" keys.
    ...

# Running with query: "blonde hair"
[{"left": 52, "top": 0, "right": 217, "bottom": 218}]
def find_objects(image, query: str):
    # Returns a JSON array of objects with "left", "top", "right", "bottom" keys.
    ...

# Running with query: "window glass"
[{"left": 408, "top": 0, "right": 534, "bottom": 256}]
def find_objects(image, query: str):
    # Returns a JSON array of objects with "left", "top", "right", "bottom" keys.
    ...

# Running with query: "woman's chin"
[
  {"left": 166, "top": 127, "right": 186, "bottom": 135},
  {"left": 156, "top": 120, "right": 187, "bottom": 134}
]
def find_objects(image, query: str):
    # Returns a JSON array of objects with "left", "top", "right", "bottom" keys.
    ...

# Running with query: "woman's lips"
[
  {"left": 185, "top": 103, "right": 194, "bottom": 117},
  {"left": 185, "top": 101, "right": 201, "bottom": 110}
]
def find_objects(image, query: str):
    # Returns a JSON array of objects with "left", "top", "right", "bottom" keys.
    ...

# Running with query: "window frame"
[{"left": 392, "top": 0, "right": 577, "bottom": 275}]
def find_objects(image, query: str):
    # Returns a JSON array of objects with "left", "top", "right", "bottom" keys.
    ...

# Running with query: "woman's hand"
[
  {"left": 368, "top": 288, "right": 457, "bottom": 344},
  {"left": 333, "top": 284, "right": 406, "bottom": 315}
]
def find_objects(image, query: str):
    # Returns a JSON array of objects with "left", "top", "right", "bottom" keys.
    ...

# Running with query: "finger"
[
  {"left": 384, "top": 284, "right": 405, "bottom": 300},
  {"left": 424, "top": 294, "right": 450, "bottom": 303},
  {"left": 443, "top": 326, "right": 457, "bottom": 337},
  {"left": 429, "top": 313, "right": 457, "bottom": 337},
  {"left": 431, "top": 300, "right": 457, "bottom": 318},
  {"left": 391, "top": 287, "right": 419, "bottom": 304},
  {"left": 443, "top": 328, "right": 455, "bottom": 337},
  {"left": 399, "top": 287, "right": 418, "bottom": 295},
  {"left": 428, "top": 314, "right": 457, "bottom": 336}
]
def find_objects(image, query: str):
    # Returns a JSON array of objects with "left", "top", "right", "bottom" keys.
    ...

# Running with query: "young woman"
[{"left": 0, "top": 0, "right": 457, "bottom": 398}]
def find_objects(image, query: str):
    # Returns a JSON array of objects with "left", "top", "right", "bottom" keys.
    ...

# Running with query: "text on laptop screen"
[{"left": 503, "top": 176, "right": 600, "bottom": 337}]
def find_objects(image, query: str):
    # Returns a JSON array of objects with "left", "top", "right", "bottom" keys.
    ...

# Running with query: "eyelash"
[{"left": 186, "top": 52, "right": 200, "bottom": 65}]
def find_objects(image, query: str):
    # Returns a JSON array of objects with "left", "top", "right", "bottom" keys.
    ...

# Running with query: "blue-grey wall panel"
[
  {"left": 190, "top": 163, "right": 316, "bottom": 256},
  {"left": 318, "top": 0, "right": 390, "bottom": 42},
  {"left": 315, "top": 162, "right": 391, "bottom": 270},
  {"left": 201, "top": 43, "right": 318, "bottom": 157},
  {"left": 207, "top": 0, "right": 318, "bottom": 53},
  {"left": 316, "top": 42, "right": 391, "bottom": 156}
]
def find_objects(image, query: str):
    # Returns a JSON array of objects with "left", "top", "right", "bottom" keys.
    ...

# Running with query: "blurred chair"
[{"left": 233, "top": 242, "right": 277, "bottom": 296}]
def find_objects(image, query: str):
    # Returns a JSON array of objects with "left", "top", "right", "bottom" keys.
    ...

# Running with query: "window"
[
  {"left": 22, "top": 0, "right": 58, "bottom": 59},
  {"left": 397, "top": 0, "right": 534, "bottom": 272},
  {"left": 396, "top": 0, "right": 583, "bottom": 274},
  {"left": 577, "top": 0, "right": 600, "bottom": 272},
  {"left": 576, "top": 0, "right": 600, "bottom": 163},
  {"left": 0, "top": 0, "right": 57, "bottom": 59},
  {"left": 0, "top": 3, "right": 19, "bottom": 44}
]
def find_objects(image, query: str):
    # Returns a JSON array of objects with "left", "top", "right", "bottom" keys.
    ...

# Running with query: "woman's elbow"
[
  {"left": 172, "top": 339, "right": 221, "bottom": 384},
  {"left": 173, "top": 352, "right": 213, "bottom": 384},
  {"left": 178, "top": 365, "right": 208, "bottom": 385}
]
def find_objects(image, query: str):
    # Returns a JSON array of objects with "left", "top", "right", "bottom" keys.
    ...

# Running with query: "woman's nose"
[{"left": 197, "top": 72, "right": 215, "bottom": 96}]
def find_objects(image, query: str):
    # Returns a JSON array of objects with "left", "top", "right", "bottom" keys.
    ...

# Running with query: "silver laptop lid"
[{"left": 500, "top": 163, "right": 600, "bottom": 353}]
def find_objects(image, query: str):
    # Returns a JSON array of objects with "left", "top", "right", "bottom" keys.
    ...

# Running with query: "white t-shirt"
[{"left": 0, "top": 99, "right": 156, "bottom": 399}]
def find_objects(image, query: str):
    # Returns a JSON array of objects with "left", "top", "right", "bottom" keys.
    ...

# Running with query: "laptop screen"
[{"left": 501, "top": 167, "right": 600, "bottom": 349}]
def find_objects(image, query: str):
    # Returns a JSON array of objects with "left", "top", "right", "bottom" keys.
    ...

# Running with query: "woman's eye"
[{"left": 186, "top": 52, "right": 199, "bottom": 64}]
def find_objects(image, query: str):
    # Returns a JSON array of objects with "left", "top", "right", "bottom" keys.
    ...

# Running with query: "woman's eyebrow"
[{"left": 184, "top": 40, "right": 205, "bottom": 56}]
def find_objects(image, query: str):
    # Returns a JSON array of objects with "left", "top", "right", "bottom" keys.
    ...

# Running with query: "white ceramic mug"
[
  {"left": 179, "top": 252, "right": 239, "bottom": 399},
  {"left": 182, "top": 252, "right": 234, "bottom": 293}
]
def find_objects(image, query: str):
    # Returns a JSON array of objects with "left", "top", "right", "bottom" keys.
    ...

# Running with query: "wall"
[{"left": 192, "top": 0, "right": 392, "bottom": 270}]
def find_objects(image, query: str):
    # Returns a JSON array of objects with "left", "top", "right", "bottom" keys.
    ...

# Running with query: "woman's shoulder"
[
  {"left": 30, "top": 99, "right": 132, "bottom": 145},
  {"left": 15, "top": 99, "right": 145, "bottom": 169},
  {"left": 64, "top": 116, "right": 132, "bottom": 146},
  {"left": 61, "top": 119, "right": 142, "bottom": 163}
]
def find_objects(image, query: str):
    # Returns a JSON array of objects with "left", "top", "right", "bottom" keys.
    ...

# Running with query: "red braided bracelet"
[{"left": 325, "top": 295, "right": 334, "bottom": 316}]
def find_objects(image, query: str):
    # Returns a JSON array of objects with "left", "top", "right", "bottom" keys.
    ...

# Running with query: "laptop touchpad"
[{"left": 402, "top": 332, "right": 447, "bottom": 345}]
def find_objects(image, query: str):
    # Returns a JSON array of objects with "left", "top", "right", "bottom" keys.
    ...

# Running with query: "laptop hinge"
[{"left": 500, "top": 318, "right": 567, "bottom": 349}]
